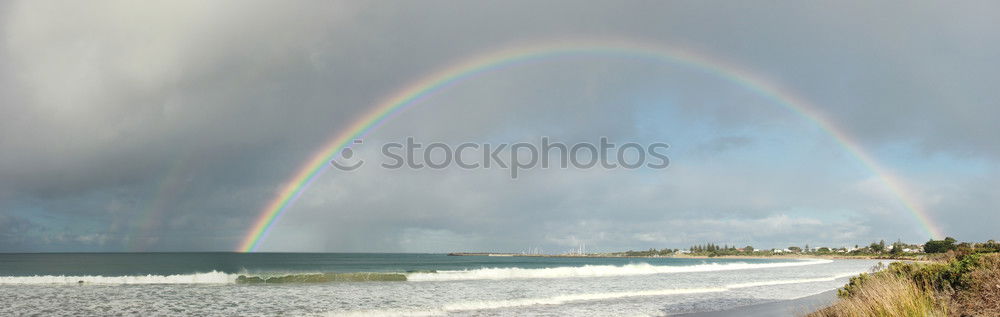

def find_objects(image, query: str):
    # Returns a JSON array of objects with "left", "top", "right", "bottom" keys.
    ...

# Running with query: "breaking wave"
[
  {"left": 725, "top": 272, "right": 861, "bottom": 289},
  {"left": 0, "top": 271, "right": 237, "bottom": 285},
  {"left": 0, "top": 271, "right": 411, "bottom": 285},
  {"left": 331, "top": 287, "right": 729, "bottom": 317},
  {"left": 0, "top": 259, "right": 834, "bottom": 285},
  {"left": 236, "top": 272, "right": 407, "bottom": 283},
  {"left": 330, "top": 271, "right": 861, "bottom": 316},
  {"left": 405, "top": 259, "right": 832, "bottom": 281}
]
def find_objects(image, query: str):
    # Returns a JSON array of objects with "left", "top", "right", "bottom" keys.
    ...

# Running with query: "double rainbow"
[{"left": 238, "top": 39, "right": 944, "bottom": 252}]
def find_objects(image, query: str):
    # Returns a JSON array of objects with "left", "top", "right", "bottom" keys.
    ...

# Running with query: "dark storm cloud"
[{"left": 0, "top": 0, "right": 997, "bottom": 251}]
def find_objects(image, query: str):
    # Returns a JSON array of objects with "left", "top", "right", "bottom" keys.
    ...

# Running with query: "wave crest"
[
  {"left": 237, "top": 272, "right": 407, "bottom": 283},
  {"left": 0, "top": 259, "right": 834, "bottom": 284},
  {"left": 0, "top": 271, "right": 236, "bottom": 285},
  {"left": 405, "top": 259, "right": 832, "bottom": 281},
  {"left": 330, "top": 271, "right": 862, "bottom": 316}
]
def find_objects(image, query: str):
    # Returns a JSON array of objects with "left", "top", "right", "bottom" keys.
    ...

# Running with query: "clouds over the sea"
[{"left": 0, "top": 0, "right": 997, "bottom": 251}]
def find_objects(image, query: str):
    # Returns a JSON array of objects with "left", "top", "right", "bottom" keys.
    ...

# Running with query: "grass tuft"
[
  {"left": 810, "top": 252, "right": 1000, "bottom": 317},
  {"left": 810, "top": 272, "right": 946, "bottom": 317}
]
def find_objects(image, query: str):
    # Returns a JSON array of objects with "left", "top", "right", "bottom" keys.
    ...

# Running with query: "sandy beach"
[{"left": 674, "top": 290, "right": 838, "bottom": 317}]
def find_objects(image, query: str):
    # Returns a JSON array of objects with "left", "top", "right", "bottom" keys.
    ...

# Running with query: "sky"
[{"left": 1, "top": 1, "right": 998, "bottom": 252}]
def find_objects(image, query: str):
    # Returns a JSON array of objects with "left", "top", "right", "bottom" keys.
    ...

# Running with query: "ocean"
[{"left": 0, "top": 253, "right": 885, "bottom": 316}]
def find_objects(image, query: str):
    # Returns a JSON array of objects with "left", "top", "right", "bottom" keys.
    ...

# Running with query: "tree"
[
  {"left": 870, "top": 242, "right": 885, "bottom": 253},
  {"left": 890, "top": 241, "right": 904, "bottom": 255},
  {"left": 924, "top": 237, "right": 957, "bottom": 253},
  {"left": 744, "top": 245, "right": 754, "bottom": 253},
  {"left": 956, "top": 242, "right": 973, "bottom": 254},
  {"left": 788, "top": 246, "right": 802, "bottom": 252},
  {"left": 981, "top": 240, "right": 1000, "bottom": 253}
]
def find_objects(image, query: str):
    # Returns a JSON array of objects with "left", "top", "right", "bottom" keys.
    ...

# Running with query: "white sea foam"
[
  {"left": 330, "top": 270, "right": 862, "bottom": 316},
  {"left": 332, "top": 271, "right": 862, "bottom": 316},
  {"left": 0, "top": 271, "right": 238, "bottom": 285},
  {"left": 725, "top": 271, "right": 861, "bottom": 289},
  {"left": 405, "top": 259, "right": 832, "bottom": 281},
  {"left": 0, "top": 260, "right": 844, "bottom": 285},
  {"left": 330, "top": 287, "right": 728, "bottom": 317}
]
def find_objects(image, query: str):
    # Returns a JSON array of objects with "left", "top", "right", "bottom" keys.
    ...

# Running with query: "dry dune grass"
[
  {"left": 808, "top": 273, "right": 946, "bottom": 317},
  {"left": 808, "top": 253, "right": 1000, "bottom": 317}
]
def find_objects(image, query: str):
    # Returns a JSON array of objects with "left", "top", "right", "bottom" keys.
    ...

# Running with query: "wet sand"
[{"left": 673, "top": 290, "right": 837, "bottom": 317}]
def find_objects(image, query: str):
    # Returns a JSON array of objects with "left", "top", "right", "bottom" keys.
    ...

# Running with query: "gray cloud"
[{"left": 1, "top": 0, "right": 997, "bottom": 252}]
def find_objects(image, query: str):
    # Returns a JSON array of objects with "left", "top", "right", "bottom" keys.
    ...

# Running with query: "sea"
[{"left": 0, "top": 253, "right": 887, "bottom": 316}]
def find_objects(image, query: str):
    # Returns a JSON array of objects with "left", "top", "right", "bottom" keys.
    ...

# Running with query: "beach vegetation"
[
  {"left": 924, "top": 237, "right": 958, "bottom": 253},
  {"left": 810, "top": 242, "right": 1000, "bottom": 317}
]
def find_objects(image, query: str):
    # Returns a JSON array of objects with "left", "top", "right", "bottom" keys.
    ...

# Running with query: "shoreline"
[
  {"left": 673, "top": 290, "right": 839, "bottom": 317},
  {"left": 670, "top": 254, "right": 920, "bottom": 260},
  {"left": 447, "top": 252, "right": 920, "bottom": 261}
]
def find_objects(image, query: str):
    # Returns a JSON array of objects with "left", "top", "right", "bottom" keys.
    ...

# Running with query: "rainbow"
[
  {"left": 237, "top": 39, "right": 944, "bottom": 252},
  {"left": 126, "top": 153, "right": 192, "bottom": 251}
]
